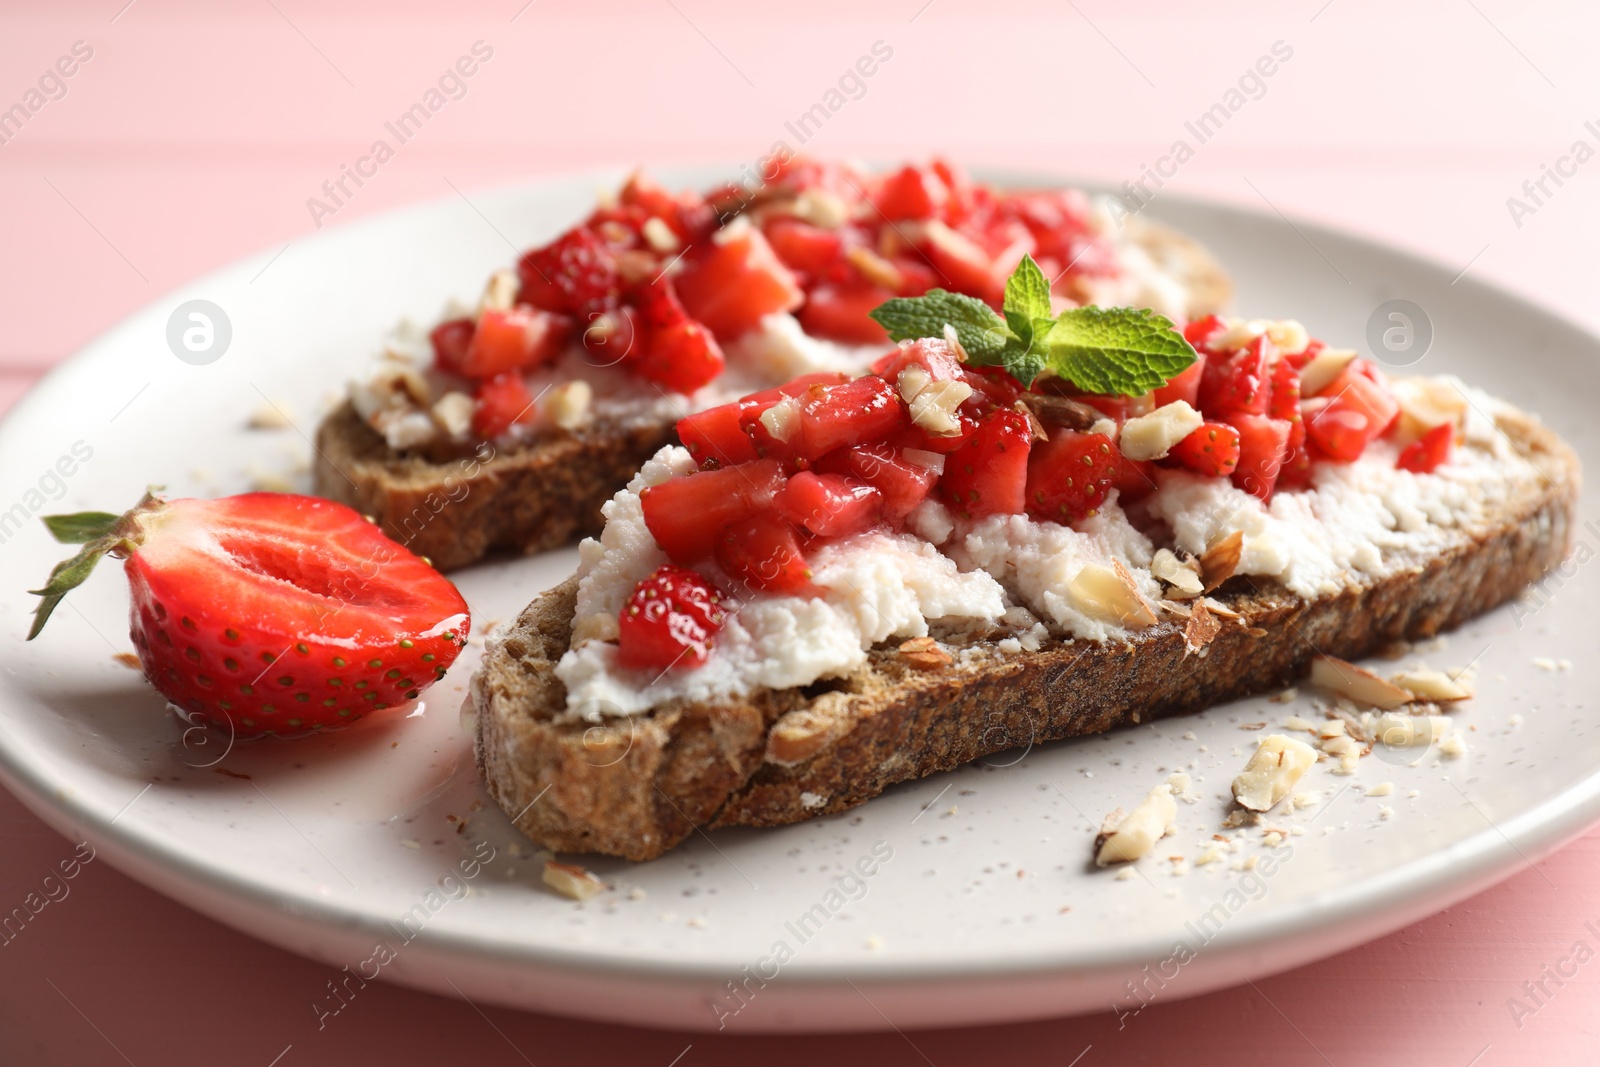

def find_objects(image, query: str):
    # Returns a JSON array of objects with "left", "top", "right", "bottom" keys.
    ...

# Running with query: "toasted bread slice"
[
  {"left": 314, "top": 215, "right": 1230, "bottom": 571},
  {"left": 471, "top": 408, "right": 1578, "bottom": 861}
]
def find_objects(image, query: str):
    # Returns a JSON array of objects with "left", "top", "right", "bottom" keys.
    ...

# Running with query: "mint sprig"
[{"left": 868, "top": 255, "right": 1196, "bottom": 395}]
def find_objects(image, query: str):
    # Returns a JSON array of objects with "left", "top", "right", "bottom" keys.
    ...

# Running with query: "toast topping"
[{"left": 1231, "top": 734, "right": 1317, "bottom": 812}]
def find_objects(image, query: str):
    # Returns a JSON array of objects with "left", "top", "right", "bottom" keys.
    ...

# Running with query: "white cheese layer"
[{"left": 548, "top": 379, "right": 1544, "bottom": 719}]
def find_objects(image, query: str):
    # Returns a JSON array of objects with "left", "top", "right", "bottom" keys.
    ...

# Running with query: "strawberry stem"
[{"left": 27, "top": 491, "right": 165, "bottom": 641}]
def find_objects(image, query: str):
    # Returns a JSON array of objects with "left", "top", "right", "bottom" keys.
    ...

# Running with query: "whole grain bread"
[
  {"left": 472, "top": 409, "right": 1579, "bottom": 861},
  {"left": 314, "top": 216, "right": 1231, "bottom": 571}
]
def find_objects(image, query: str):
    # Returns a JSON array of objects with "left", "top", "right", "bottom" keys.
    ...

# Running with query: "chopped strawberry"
[
  {"left": 1152, "top": 356, "right": 1205, "bottom": 410},
  {"left": 1198, "top": 335, "right": 1274, "bottom": 417},
  {"left": 715, "top": 514, "right": 813, "bottom": 595},
  {"left": 471, "top": 373, "right": 538, "bottom": 439},
  {"left": 30, "top": 493, "right": 469, "bottom": 738},
  {"left": 456, "top": 307, "right": 568, "bottom": 379},
  {"left": 738, "top": 372, "right": 852, "bottom": 405},
  {"left": 617, "top": 564, "right": 728, "bottom": 671},
  {"left": 675, "top": 226, "right": 804, "bottom": 340},
  {"left": 1024, "top": 429, "right": 1118, "bottom": 525},
  {"left": 1305, "top": 364, "right": 1400, "bottom": 463},
  {"left": 873, "top": 164, "right": 949, "bottom": 221},
  {"left": 871, "top": 337, "right": 965, "bottom": 383},
  {"left": 797, "top": 282, "right": 894, "bottom": 344},
  {"left": 815, "top": 444, "right": 939, "bottom": 525},
  {"left": 961, "top": 365, "right": 1024, "bottom": 410},
  {"left": 1076, "top": 394, "right": 1130, "bottom": 424},
  {"left": 429, "top": 317, "right": 476, "bottom": 376},
  {"left": 517, "top": 226, "right": 620, "bottom": 317},
  {"left": 919, "top": 223, "right": 999, "bottom": 301},
  {"left": 631, "top": 278, "right": 726, "bottom": 394},
  {"left": 641, "top": 459, "right": 787, "bottom": 562},
  {"left": 778, "top": 471, "right": 884, "bottom": 538},
  {"left": 1182, "top": 315, "right": 1226, "bottom": 352},
  {"left": 1397, "top": 422, "right": 1454, "bottom": 474},
  {"left": 1226, "top": 414, "right": 1293, "bottom": 499},
  {"left": 942, "top": 408, "right": 1033, "bottom": 519},
  {"left": 763, "top": 217, "right": 845, "bottom": 277},
  {"left": 1170, "top": 421, "right": 1241, "bottom": 478},
  {"left": 786, "top": 375, "right": 909, "bottom": 461},
  {"left": 580, "top": 306, "right": 639, "bottom": 368},
  {"left": 677, "top": 401, "right": 760, "bottom": 468},
  {"left": 1268, "top": 356, "right": 1306, "bottom": 455}
]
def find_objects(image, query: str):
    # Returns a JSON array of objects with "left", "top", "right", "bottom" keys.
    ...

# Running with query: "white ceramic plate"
[{"left": 1, "top": 167, "right": 1595, "bottom": 1034}]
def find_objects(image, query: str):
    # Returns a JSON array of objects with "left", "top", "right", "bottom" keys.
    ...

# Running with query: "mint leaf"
[
  {"left": 1043, "top": 306, "right": 1197, "bottom": 396},
  {"left": 869, "top": 289, "right": 1011, "bottom": 359},
  {"left": 1002, "top": 254, "right": 1052, "bottom": 344}
]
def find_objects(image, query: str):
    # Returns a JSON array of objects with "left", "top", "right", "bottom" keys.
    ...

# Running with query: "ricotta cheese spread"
[{"left": 546, "top": 377, "right": 1543, "bottom": 719}]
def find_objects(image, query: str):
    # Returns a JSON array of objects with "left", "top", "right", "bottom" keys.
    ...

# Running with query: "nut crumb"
[
  {"left": 542, "top": 860, "right": 605, "bottom": 901},
  {"left": 1270, "top": 688, "right": 1299, "bottom": 704},
  {"left": 1366, "top": 782, "right": 1395, "bottom": 797},
  {"left": 898, "top": 636, "right": 953, "bottom": 670}
]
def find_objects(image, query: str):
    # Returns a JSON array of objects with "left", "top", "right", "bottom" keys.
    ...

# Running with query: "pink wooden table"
[{"left": 4, "top": 2, "right": 1598, "bottom": 1062}]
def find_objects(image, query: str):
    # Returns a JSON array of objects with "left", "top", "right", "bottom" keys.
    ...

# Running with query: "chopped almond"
[
  {"left": 898, "top": 636, "right": 953, "bottom": 670},
  {"left": 1231, "top": 734, "right": 1317, "bottom": 811},
  {"left": 542, "top": 860, "right": 605, "bottom": 901},
  {"left": 1118, "top": 401, "right": 1204, "bottom": 462},
  {"left": 1069, "top": 562, "right": 1158, "bottom": 628},
  {"left": 479, "top": 268, "right": 519, "bottom": 313},
  {"left": 1183, "top": 600, "right": 1221, "bottom": 655},
  {"left": 1095, "top": 784, "right": 1177, "bottom": 866},
  {"left": 1299, "top": 346, "right": 1359, "bottom": 396},
  {"left": 1391, "top": 667, "right": 1473, "bottom": 702},
  {"left": 1151, "top": 548, "right": 1204, "bottom": 598}
]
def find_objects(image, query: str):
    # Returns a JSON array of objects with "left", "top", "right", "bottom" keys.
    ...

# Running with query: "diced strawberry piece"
[
  {"left": 886, "top": 409, "right": 978, "bottom": 455},
  {"left": 961, "top": 365, "right": 1024, "bottom": 411},
  {"left": 1182, "top": 315, "right": 1226, "bottom": 352},
  {"left": 1077, "top": 394, "right": 1130, "bottom": 424},
  {"left": 675, "top": 227, "right": 804, "bottom": 340},
  {"left": 1305, "top": 364, "right": 1400, "bottom": 462},
  {"left": 787, "top": 376, "right": 908, "bottom": 461},
  {"left": 739, "top": 372, "right": 851, "bottom": 405},
  {"left": 815, "top": 444, "right": 939, "bottom": 525},
  {"left": 517, "top": 226, "right": 620, "bottom": 316},
  {"left": 641, "top": 459, "right": 787, "bottom": 563},
  {"left": 617, "top": 564, "right": 729, "bottom": 671},
  {"left": 871, "top": 337, "right": 965, "bottom": 383},
  {"left": 920, "top": 223, "right": 999, "bottom": 301},
  {"left": 888, "top": 254, "right": 940, "bottom": 296},
  {"left": 1116, "top": 456, "right": 1157, "bottom": 503},
  {"left": 930, "top": 158, "right": 976, "bottom": 223},
  {"left": 457, "top": 307, "right": 569, "bottom": 379},
  {"left": 797, "top": 282, "right": 894, "bottom": 344},
  {"left": 714, "top": 514, "right": 813, "bottom": 595},
  {"left": 580, "top": 305, "right": 639, "bottom": 368},
  {"left": 1397, "top": 422, "right": 1454, "bottom": 474},
  {"left": 1152, "top": 356, "right": 1205, "bottom": 409},
  {"left": 778, "top": 471, "right": 884, "bottom": 538},
  {"left": 873, "top": 164, "right": 949, "bottom": 221},
  {"left": 1024, "top": 429, "right": 1118, "bottom": 525},
  {"left": 941, "top": 408, "right": 1033, "bottom": 519},
  {"left": 1198, "top": 335, "right": 1274, "bottom": 417},
  {"left": 763, "top": 217, "right": 845, "bottom": 277},
  {"left": 430, "top": 317, "right": 476, "bottom": 377},
  {"left": 1226, "top": 414, "right": 1292, "bottom": 499},
  {"left": 1282, "top": 337, "right": 1322, "bottom": 371},
  {"left": 1277, "top": 440, "right": 1315, "bottom": 491},
  {"left": 629, "top": 278, "right": 725, "bottom": 393},
  {"left": 677, "top": 402, "right": 759, "bottom": 468},
  {"left": 1170, "top": 421, "right": 1241, "bottom": 478},
  {"left": 471, "top": 373, "right": 537, "bottom": 439}
]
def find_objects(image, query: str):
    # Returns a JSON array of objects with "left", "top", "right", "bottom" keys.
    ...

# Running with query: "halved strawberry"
[
  {"left": 675, "top": 226, "right": 804, "bottom": 340},
  {"left": 1226, "top": 414, "right": 1292, "bottom": 500},
  {"left": 641, "top": 459, "right": 787, "bottom": 562},
  {"left": 617, "top": 564, "right": 728, "bottom": 672},
  {"left": 29, "top": 493, "right": 469, "bottom": 738},
  {"left": 1397, "top": 422, "right": 1454, "bottom": 474},
  {"left": 715, "top": 514, "right": 813, "bottom": 595},
  {"left": 517, "top": 226, "right": 620, "bottom": 317},
  {"left": 942, "top": 408, "right": 1033, "bottom": 519},
  {"left": 1024, "top": 429, "right": 1118, "bottom": 525},
  {"left": 778, "top": 471, "right": 884, "bottom": 538},
  {"left": 1170, "top": 421, "right": 1241, "bottom": 478}
]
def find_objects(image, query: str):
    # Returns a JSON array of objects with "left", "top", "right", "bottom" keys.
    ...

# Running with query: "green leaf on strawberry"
[{"left": 867, "top": 254, "right": 1197, "bottom": 395}]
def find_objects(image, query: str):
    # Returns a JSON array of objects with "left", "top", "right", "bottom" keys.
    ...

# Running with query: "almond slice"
[
  {"left": 1299, "top": 346, "right": 1359, "bottom": 396},
  {"left": 1118, "top": 401, "right": 1204, "bottom": 462},
  {"left": 542, "top": 861, "right": 605, "bottom": 901},
  {"left": 1309, "top": 655, "right": 1415, "bottom": 710},
  {"left": 898, "top": 636, "right": 953, "bottom": 670},
  {"left": 1068, "top": 562, "right": 1157, "bottom": 628},
  {"left": 1151, "top": 548, "right": 1204, "bottom": 598},
  {"left": 1199, "top": 531, "right": 1243, "bottom": 592},
  {"left": 479, "top": 268, "right": 519, "bottom": 313},
  {"left": 1183, "top": 600, "right": 1221, "bottom": 655}
]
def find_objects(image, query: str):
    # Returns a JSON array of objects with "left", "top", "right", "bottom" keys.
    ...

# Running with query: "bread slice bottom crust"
[
  {"left": 472, "top": 410, "right": 1579, "bottom": 861},
  {"left": 314, "top": 216, "right": 1232, "bottom": 570}
]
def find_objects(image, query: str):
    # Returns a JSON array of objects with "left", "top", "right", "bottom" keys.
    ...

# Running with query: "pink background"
[{"left": 3, "top": 1, "right": 1599, "bottom": 1062}]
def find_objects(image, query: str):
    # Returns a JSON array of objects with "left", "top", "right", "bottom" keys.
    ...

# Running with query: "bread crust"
[
  {"left": 472, "top": 410, "right": 1579, "bottom": 861},
  {"left": 314, "top": 218, "right": 1231, "bottom": 570}
]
